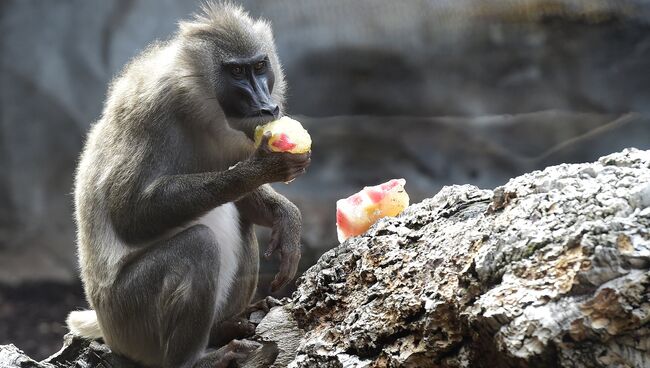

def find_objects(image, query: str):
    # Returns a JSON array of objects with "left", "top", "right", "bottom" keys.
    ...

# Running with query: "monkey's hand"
[
  {"left": 266, "top": 201, "right": 302, "bottom": 292},
  {"left": 249, "top": 132, "right": 310, "bottom": 184}
]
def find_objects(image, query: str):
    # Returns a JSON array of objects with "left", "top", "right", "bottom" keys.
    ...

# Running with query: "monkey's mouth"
[{"left": 227, "top": 113, "right": 281, "bottom": 139}]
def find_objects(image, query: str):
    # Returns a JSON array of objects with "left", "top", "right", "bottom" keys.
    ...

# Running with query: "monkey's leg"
[{"left": 102, "top": 225, "right": 254, "bottom": 368}]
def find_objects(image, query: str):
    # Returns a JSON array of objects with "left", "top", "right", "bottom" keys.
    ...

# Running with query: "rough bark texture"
[
  {"left": 285, "top": 148, "right": 650, "bottom": 367},
  {"left": 1, "top": 149, "right": 649, "bottom": 367}
]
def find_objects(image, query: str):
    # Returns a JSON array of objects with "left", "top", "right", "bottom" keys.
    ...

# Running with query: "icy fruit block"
[
  {"left": 336, "top": 179, "right": 410, "bottom": 242},
  {"left": 254, "top": 116, "right": 312, "bottom": 154}
]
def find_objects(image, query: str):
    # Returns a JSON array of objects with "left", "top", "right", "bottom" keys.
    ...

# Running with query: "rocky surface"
[
  {"left": 247, "top": 148, "right": 650, "bottom": 367},
  {"left": 2, "top": 149, "right": 648, "bottom": 367},
  {"left": 280, "top": 149, "right": 650, "bottom": 367},
  {"left": 0, "top": 335, "right": 139, "bottom": 368}
]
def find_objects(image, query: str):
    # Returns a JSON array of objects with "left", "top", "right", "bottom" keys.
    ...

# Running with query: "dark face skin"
[{"left": 217, "top": 54, "right": 280, "bottom": 137}]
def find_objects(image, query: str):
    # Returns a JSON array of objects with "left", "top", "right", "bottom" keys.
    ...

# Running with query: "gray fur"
[{"left": 70, "top": 2, "right": 307, "bottom": 367}]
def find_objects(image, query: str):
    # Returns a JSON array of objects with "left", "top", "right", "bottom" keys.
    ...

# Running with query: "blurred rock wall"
[{"left": 1, "top": 0, "right": 650, "bottom": 284}]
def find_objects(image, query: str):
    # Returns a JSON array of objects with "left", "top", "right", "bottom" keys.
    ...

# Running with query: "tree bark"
[{"left": 280, "top": 148, "right": 650, "bottom": 367}]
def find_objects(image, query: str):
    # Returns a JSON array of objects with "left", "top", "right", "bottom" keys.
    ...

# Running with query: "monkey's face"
[{"left": 215, "top": 53, "right": 280, "bottom": 137}]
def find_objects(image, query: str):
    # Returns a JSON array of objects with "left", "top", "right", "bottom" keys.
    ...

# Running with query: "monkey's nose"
[{"left": 261, "top": 105, "right": 280, "bottom": 119}]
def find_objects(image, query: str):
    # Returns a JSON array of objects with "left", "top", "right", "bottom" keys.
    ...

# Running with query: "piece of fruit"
[
  {"left": 336, "top": 179, "right": 410, "bottom": 242},
  {"left": 254, "top": 116, "right": 311, "bottom": 154}
]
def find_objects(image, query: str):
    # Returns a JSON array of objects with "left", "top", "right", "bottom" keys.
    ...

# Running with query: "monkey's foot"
[
  {"left": 244, "top": 296, "right": 282, "bottom": 315},
  {"left": 209, "top": 317, "right": 256, "bottom": 347},
  {"left": 197, "top": 339, "right": 261, "bottom": 368}
]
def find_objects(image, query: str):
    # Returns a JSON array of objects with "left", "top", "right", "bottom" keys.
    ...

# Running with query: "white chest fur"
[{"left": 195, "top": 203, "right": 242, "bottom": 313}]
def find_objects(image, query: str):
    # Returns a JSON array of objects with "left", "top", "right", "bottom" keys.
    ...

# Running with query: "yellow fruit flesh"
[{"left": 254, "top": 116, "right": 312, "bottom": 154}]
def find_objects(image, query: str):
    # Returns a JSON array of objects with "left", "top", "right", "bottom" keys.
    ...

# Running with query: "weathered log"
[
  {"left": 2, "top": 148, "right": 649, "bottom": 367},
  {"left": 281, "top": 148, "right": 650, "bottom": 367}
]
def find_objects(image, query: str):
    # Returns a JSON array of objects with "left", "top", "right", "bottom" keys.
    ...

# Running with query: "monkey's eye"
[
  {"left": 230, "top": 65, "right": 244, "bottom": 77},
  {"left": 253, "top": 61, "right": 267, "bottom": 73}
]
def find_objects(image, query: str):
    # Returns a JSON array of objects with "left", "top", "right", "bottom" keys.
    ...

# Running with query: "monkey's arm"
[
  {"left": 110, "top": 164, "right": 261, "bottom": 244},
  {"left": 235, "top": 184, "right": 302, "bottom": 292},
  {"left": 109, "top": 136, "right": 309, "bottom": 245}
]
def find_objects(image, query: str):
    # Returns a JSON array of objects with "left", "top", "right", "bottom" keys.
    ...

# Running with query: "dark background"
[{"left": 1, "top": 0, "right": 650, "bottom": 359}]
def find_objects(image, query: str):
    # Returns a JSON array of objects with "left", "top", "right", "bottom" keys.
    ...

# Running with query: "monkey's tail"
[{"left": 66, "top": 310, "right": 103, "bottom": 339}]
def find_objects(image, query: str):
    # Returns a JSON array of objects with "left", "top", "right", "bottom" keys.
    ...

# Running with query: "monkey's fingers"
[
  {"left": 216, "top": 340, "right": 262, "bottom": 367},
  {"left": 295, "top": 156, "right": 311, "bottom": 169},
  {"left": 260, "top": 131, "right": 273, "bottom": 146},
  {"left": 270, "top": 249, "right": 300, "bottom": 292},
  {"left": 212, "top": 339, "right": 262, "bottom": 368},
  {"left": 225, "top": 339, "right": 262, "bottom": 354},
  {"left": 284, "top": 167, "right": 307, "bottom": 183},
  {"left": 288, "top": 157, "right": 310, "bottom": 174},
  {"left": 255, "top": 132, "right": 274, "bottom": 154},
  {"left": 283, "top": 151, "right": 311, "bottom": 165},
  {"left": 284, "top": 158, "right": 310, "bottom": 177}
]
